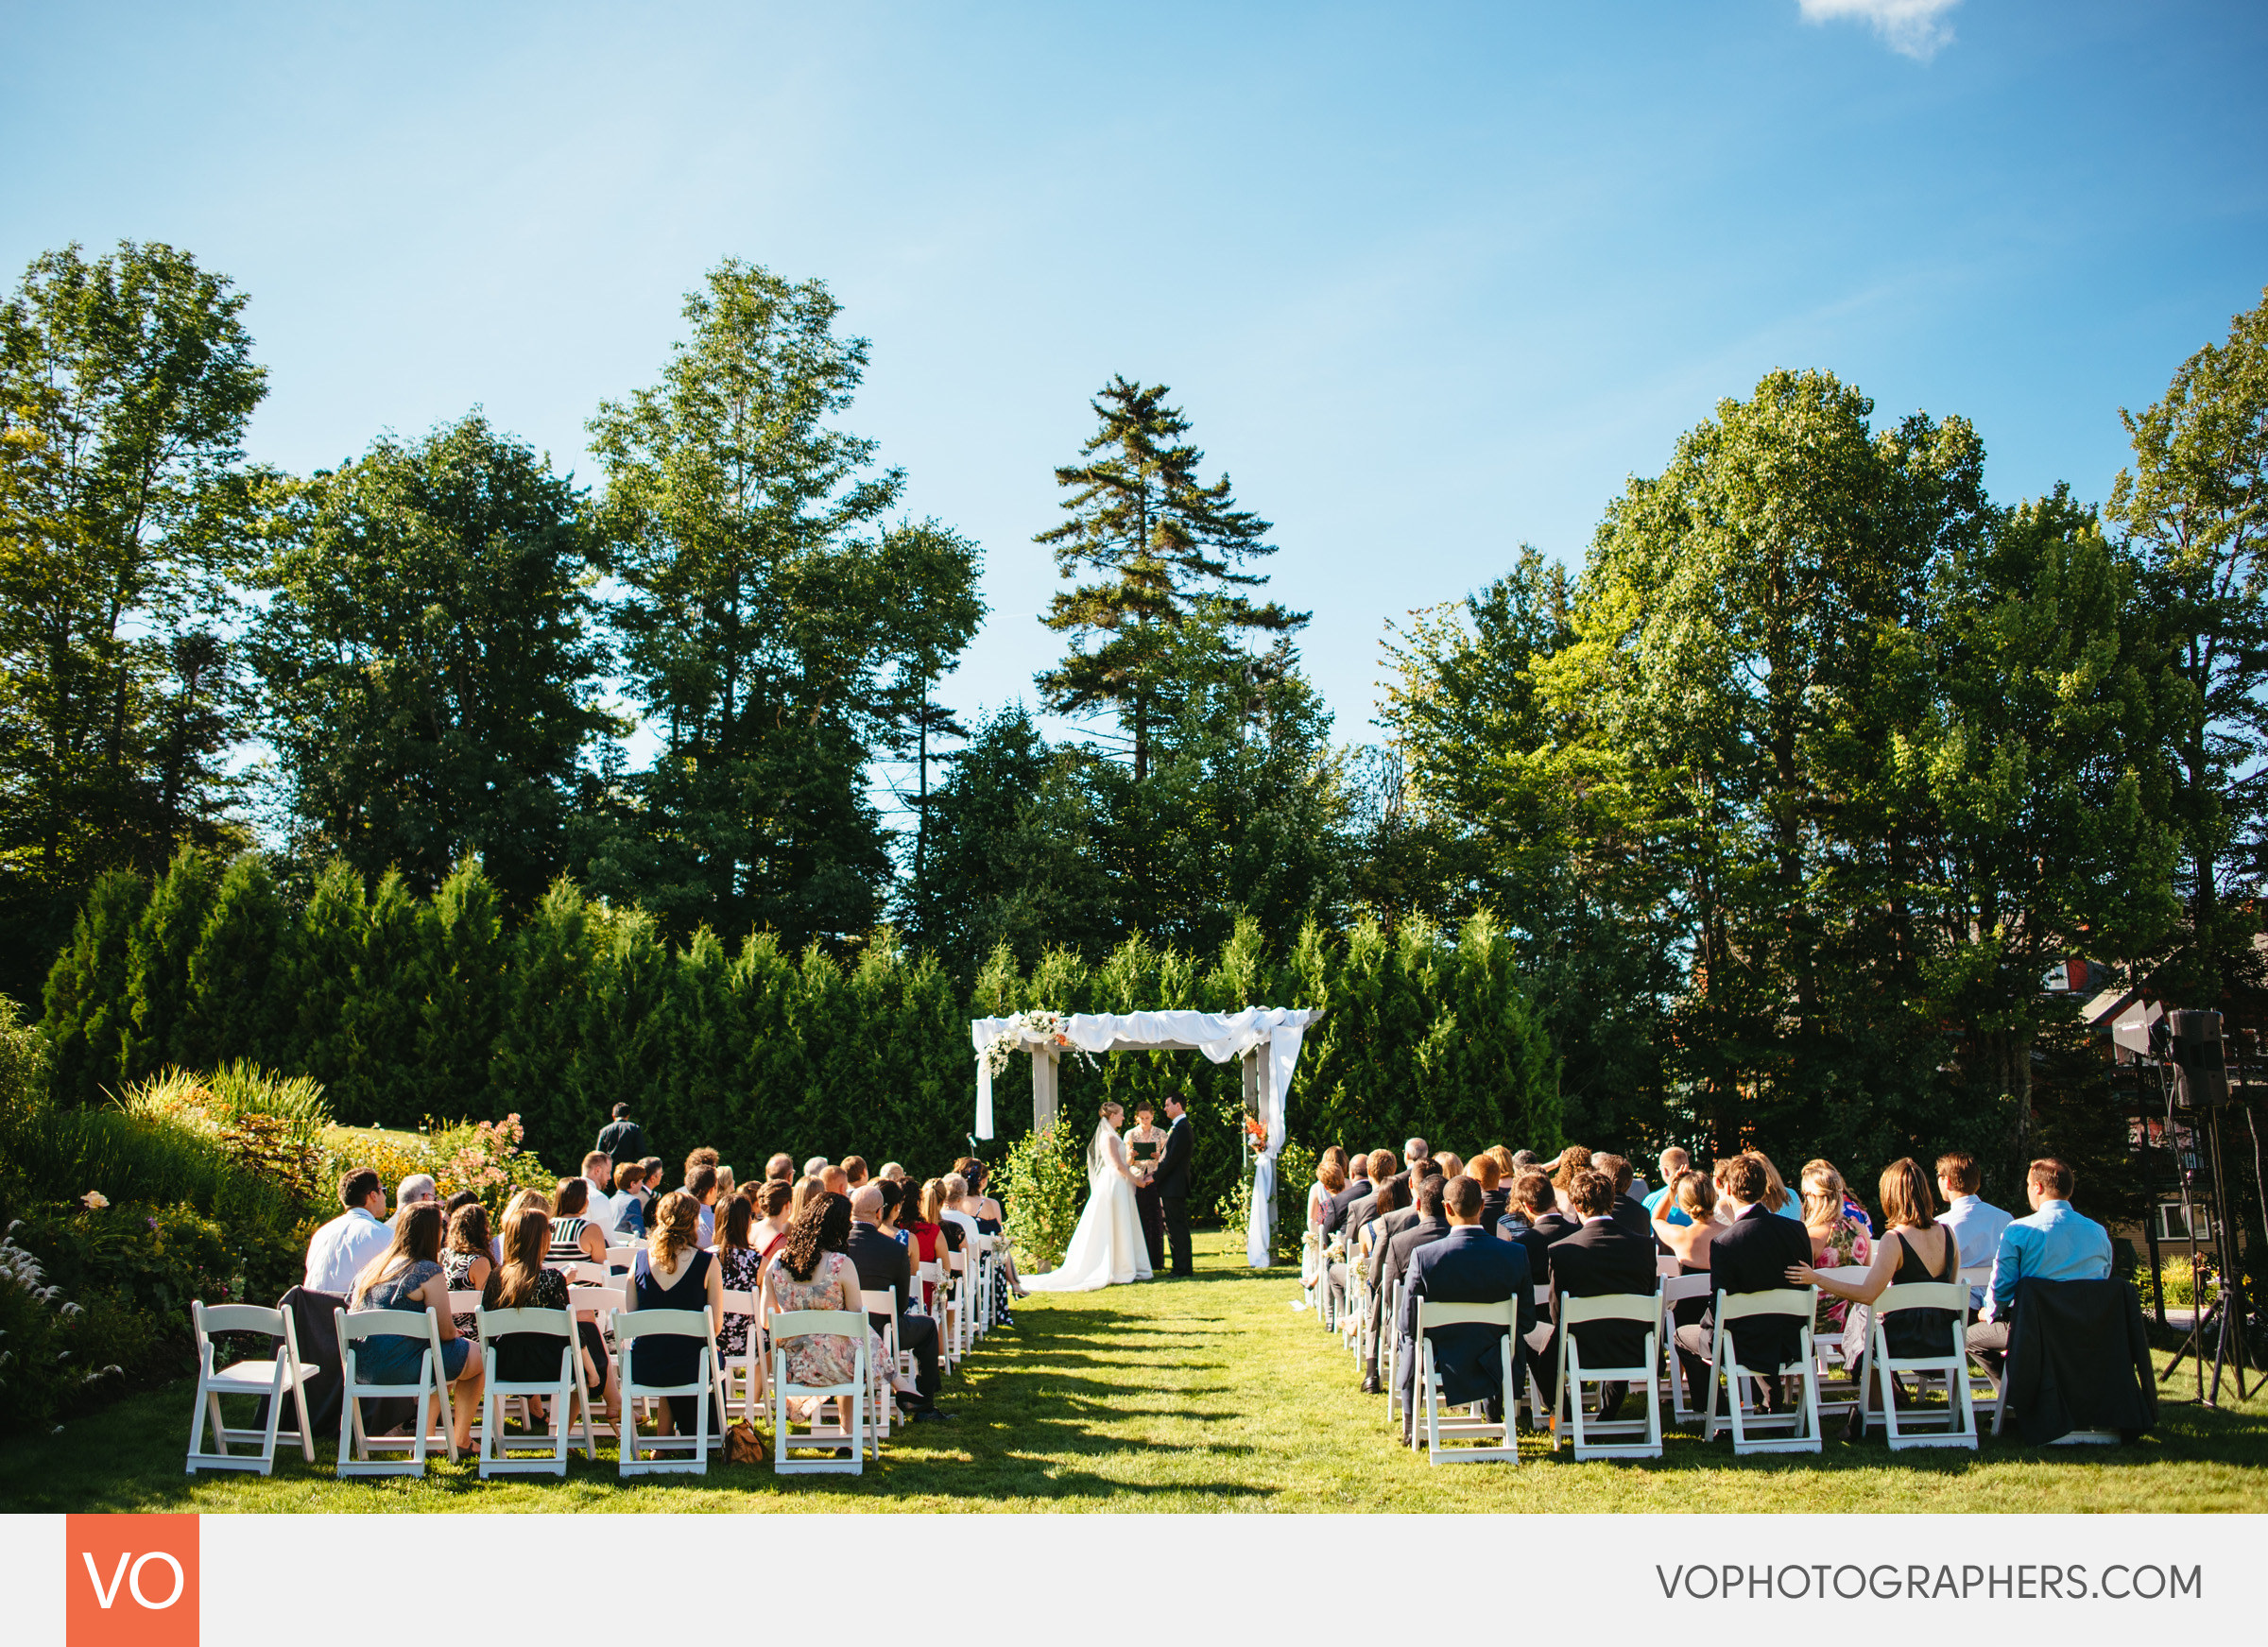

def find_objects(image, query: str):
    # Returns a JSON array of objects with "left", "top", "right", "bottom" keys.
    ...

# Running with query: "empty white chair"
[
  {"left": 185, "top": 1301, "right": 318, "bottom": 1475},
  {"left": 605, "top": 1244, "right": 639, "bottom": 1273},
  {"left": 1520, "top": 1282, "right": 1555, "bottom": 1427},
  {"left": 770, "top": 1309, "right": 869, "bottom": 1474},
  {"left": 1551, "top": 1293, "right": 1663, "bottom": 1460},
  {"left": 860, "top": 1286, "right": 900, "bottom": 1442},
  {"left": 1703, "top": 1288, "right": 1823, "bottom": 1455},
  {"left": 717, "top": 1287, "right": 766, "bottom": 1428},
  {"left": 1854, "top": 1281, "right": 1976, "bottom": 1450},
  {"left": 1415, "top": 1298, "right": 1521, "bottom": 1466},
  {"left": 614, "top": 1309, "right": 725, "bottom": 1476},
  {"left": 335, "top": 1306, "right": 457, "bottom": 1475},
  {"left": 474, "top": 1306, "right": 592, "bottom": 1477}
]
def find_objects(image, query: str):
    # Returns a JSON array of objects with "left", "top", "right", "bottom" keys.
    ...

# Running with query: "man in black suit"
[
  {"left": 1383, "top": 1136, "right": 1431, "bottom": 1203},
  {"left": 1341, "top": 1150, "right": 1395, "bottom": 1241},
  {"left": 1325, "top": 1159, "right": 1372, "bottom": 1235},
  {"left": 1364, "top": 1172, "right": 1450, "bottom": 1392},
  {"left": 1673, "top": 1154, "right": 1813, "bottom": 1412},
  {"left": 846, "top": 1186, "right": 949, "bottom": 1420},
  {"left": 1539, "top": 1168, "right": 1658, "bottom": 1420},
  {"left": 1594, "top": 1154, "right": 1653, "bottom": 1241},
  {"left": 1396, "top": 1175, "right": 1536, "bottom": 1441},
  {"left": 1154, "top": 1094, "right": 1195, "bottom": 1276}
]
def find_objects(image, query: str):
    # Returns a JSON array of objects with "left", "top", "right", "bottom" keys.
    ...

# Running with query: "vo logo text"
[{"left": 66, "top": 1515, "right": 198, "bottom": 1647}]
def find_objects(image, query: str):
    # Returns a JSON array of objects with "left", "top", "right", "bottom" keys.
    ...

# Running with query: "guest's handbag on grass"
[{"left": 725, "top": 1420, "right": 766, "bottom": 1463}]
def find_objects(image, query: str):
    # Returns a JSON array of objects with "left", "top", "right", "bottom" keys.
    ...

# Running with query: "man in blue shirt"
[
  {"left": 1641, "top": 1146, "right": 1693, "bottom": 1227},
  {"left": 1965, "top": 1157, "right": 2113, "bottom": 1371},
  {"left": 1935, "top": 1149, "right": 2014, "bottom": 1311}
]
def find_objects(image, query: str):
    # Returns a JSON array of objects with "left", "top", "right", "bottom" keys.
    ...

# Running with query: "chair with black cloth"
[{"left": 1993, "top": 1277, "right": 2156, "bottom": 1446}]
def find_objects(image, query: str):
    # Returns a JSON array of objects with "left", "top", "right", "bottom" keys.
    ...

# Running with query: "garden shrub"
[
  {"left": 1212, "top": 1138, "right": 1317, "bottom": 1267},
  {"left": 1000, "top": 1114, "right": 1090, "bottom": 1273},
  {"left": 0, "top": 1225, "right": 146, "bottom": 1433}
]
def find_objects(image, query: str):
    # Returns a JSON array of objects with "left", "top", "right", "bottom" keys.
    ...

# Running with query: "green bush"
[
  {"left": 1000, "top": 1115, "right": 1091, "bottom": 1274},
  {"left": 0, "top": 1225, "right": 149, "bottom": 1433}
]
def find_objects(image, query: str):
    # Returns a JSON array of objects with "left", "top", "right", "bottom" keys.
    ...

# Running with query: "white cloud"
[{"left": 1798, "top": 0, "right": 1961, "bottom": 61}]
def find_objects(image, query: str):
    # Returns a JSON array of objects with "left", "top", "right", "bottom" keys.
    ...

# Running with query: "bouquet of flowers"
[{"left": 982, "top": 1009, "right": 1071, "bottom": 1076}]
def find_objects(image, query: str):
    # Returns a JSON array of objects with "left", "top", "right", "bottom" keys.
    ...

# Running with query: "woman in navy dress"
[{"left": 628, "top": 1191, "right": 723, "bottom": 1439}]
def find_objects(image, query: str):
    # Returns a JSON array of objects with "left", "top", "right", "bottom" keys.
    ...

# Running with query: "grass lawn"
[{"left": 4, "top": 1230, "right": 2263, "bottom": 1513}]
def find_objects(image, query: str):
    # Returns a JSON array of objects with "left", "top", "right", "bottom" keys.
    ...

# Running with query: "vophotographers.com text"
[{"left": 1656, "top": 1563, "right": 2201, "bottom": 1602}]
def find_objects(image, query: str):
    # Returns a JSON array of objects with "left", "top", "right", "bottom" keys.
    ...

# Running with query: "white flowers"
[
  {"left": 982, "top": 1009, "right": 1070, "bottom": 1076},
  {"left": 78, "top": 1191, "right": 110, "bottom": 1211}
]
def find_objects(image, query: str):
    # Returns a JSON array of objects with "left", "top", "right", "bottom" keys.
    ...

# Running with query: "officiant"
[{"left": 1126, "top": 1100, "right": 1168, "bottom": 1272}]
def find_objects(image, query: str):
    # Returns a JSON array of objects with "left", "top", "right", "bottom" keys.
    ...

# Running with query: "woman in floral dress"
[
  {"left": 761, "top": 1192, "right": 875, "bottom": 1422},
  {"left": 1799, "top": 1159, "right": 1873, "bottom": 1333}
]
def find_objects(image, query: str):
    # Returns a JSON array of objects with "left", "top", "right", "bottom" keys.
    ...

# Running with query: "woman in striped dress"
[{"left": 545, "top": 1176, "right": 610, "bottom": 1271}]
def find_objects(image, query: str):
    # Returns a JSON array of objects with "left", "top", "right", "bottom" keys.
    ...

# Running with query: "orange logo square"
[{"left": 66, "top": 1515, "right": 198, "bottom": 1647}]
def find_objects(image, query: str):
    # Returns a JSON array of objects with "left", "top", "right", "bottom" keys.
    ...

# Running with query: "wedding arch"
[{"left": 970, "top": 1007, "right": 1319, "bottom": 1270}]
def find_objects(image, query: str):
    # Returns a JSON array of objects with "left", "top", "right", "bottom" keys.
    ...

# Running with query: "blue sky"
[{"left": 6, "top": 1, "right": 2265, "bottom": 814}]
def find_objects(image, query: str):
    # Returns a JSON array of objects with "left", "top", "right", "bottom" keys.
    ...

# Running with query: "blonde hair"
[
  {"left": 920, "top": 1178, "right": 946, "bottom": 1225},
  {"left": 1798, "top": 1158, "right": 1847, "bottom": 1225},
  {"left": 943, "top": 1173, "right": 970, "bottom": 1203},
  {"left": 648, "top": 1190, "right": 699, "bottom": 1270},
  {"left": 1099, "top": 1100, "right": 1124, "bottom": 1123},
  {"left": 1672, "top": 1169, "right": 1717, "bottom": 1222}
]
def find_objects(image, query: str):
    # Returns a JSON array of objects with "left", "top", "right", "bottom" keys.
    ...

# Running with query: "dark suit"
[
  {"left": 1674, "top": 1205, "right": 1813, "bottom": 1405},
  {"left": 1610, "top": 1195, "right": 1652, "bottom": 1242},
  {"left": 1154, "top": 1114, "right": 1194, "bottom": 1275},
  {"left": 1326, "top": 1177, "right": 1370, "bottom": 1235},
  {"left": 1366, "top": 1213, "right": 1451, "bottom": 1381},
  {"left": 1543, "top": 1218, "right": 1659, "bottom": 1378},
  {"left": 1396, "top": 1226, "right": 1535, "bottom": 1437},
  {"left": 1479, "top": 1187, "right": 1511, "bottom": 1228},
  {"left": 846, "top": 1223, "right": 938, "bottom": 1405}
]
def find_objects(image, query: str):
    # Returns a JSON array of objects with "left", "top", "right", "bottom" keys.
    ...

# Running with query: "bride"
[{"left": 1021, "top": 1101, "right": 1154, "bottom": 1292}]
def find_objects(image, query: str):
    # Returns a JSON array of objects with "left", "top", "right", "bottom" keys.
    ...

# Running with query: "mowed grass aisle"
[{"left": 3, "top": 1230, "right": 2264, "bottom": 1512}]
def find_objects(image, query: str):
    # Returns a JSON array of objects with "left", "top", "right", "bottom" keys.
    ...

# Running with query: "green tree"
[
  {"left": 39, "top": 868, "right": 149, "bottom": 1104},
  {"left": 1037, "top": 376, "right": 1303, "bottom": 785},
  {"left": 0, "top": 241, "right": 266, "bottom": 1004},
  {"left": 586, "top": 260, "right": 983, "bottom": 946},
  {"left": 121, "top": 847, "right": 223, "bottom": 1085},
  {"left": 411, "top": 857, "right": 506, "bottom": 1121},
  {"left": 906, "top": 704, "right": 1113, "bottom": 973},
  {"left": 2105, "top": 285, "right": 2268, "bottom": 1006},
  {"left": 182, "top": 852, "right": 295, "bottom": 1071},
  {"left": 253, "top": 413, "right": 616, "bottom": 907}
]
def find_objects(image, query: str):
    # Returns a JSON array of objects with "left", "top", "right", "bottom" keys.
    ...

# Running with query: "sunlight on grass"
[{"left": 3, "top": 1230, "right": 2262, "bottom": 1513}]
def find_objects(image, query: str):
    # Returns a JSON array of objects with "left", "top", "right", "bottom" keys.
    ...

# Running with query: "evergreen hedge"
[{"left": 41, "top": 851, "right": 1561, "bottom": 1207}]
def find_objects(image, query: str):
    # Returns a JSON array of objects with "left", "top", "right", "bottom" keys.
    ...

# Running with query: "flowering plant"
[
  {"left": 1244, "top": 1114, "right": 1269, "bottom": 1155},
  {"left": 982, "top": 1010, "right": 1070, "bottom": 1076},
  {"left": 77, "top": 1192, "right": 109, "bottom": 1211}
]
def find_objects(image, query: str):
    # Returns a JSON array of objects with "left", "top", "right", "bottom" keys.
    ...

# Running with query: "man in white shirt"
[
  {"left": 581, "top": 1151, "right": 616, "bottom": 1230},
  {"left": 303, "top": 1170, "right": 392, "bottom": 1296},
  {"left": 1935, "top": 1150, "right": 2014, "bottom": 1310}
]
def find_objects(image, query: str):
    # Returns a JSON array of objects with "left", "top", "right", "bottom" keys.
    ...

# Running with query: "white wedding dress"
[{"left": 1022, "top": 1122, "right": 1154, "bottom": 1292}]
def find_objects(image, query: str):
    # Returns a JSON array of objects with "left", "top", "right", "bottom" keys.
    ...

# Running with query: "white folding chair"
[
  {"left": 1852, "top": 1282, "right": 1977, "bottom": 1450},
  {"left": 769, "top": 1309, "right": 870, "bottom": 1474},
  {"left": 474, "top": 1306, "right": 592, "bottom": 1477},
  {"left": 1551, "top": 1293, "right": 1664, "bottom": 1460},
  {"left": 335, "top": 1306, "right": 458, "bottom": 1474},
  {"left": 1809, "top": 1264, "right": 1871, "bottom": 1422},
  {"left": 718, "top": 1288, "right": 766, "bottom": 1428},
  {"left": 860, "top": 1287, "right": 901, "bottom": 1442},
  {"left": 1656, "top": 1253, "right": 1681, "bottom": 1278},
  {"left": 1415, "top": 1298, "right": 1521, "bottom": 1465},
  {"left": 566, "top": 1260, "right": 613, "bottom": 1288},
  {"left": 1958, "top": 1265, "right": 2004, "bottom": 1422},
  {"left": 917, "top": 1258, "right": 943, "bottom": 1320},
  {"left": 1659, "top": 1274, "right": 1713, "bottom": 1423},
  {"left": 1703, "top": 1288, "right": 1823, "bottom": 1454},
  {"left": 1520, "top": 1282, "right": 1555, "bottom": 1427},
  {"left": 605, "top": 1245, "right": 639, "bottom": 1274},
  {"left": 185, "top": 1301, "right": 318, "bottom": 1475},
  {"left": 613, "top": 1309, "right": 725, "bottom": 1475},
  {"left": 1383, "top": 1278, "right": 1406, "bottom": 1424},
  {"left": 943, "top": 1249, "right": 973, "bottom": 1367}
]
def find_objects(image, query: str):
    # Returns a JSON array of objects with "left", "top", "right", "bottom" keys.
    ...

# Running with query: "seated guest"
[
  {"left": 1799, "top": 1158, "right": 1873, "bottom": 1337},
  {"left": 1550, "top": 1146, "right": 1592, "bottom": 1215},
  {"left": 684, "top": 1163, "right": 720, "bottom": 1248},
  {"left": 442, "top": 1202, "right": 493, "bottom": 1340},
  {"left": 1539, "top": 1168, "right": 1657, "bottom": 1418},
  {"left": 1673, "top": 1154, "right": 1813, "bottom": 1410},
  {"left": 608, "top": 1161, "right": 648, "bottom": 1239},
  {"left": 305, "top": 1169, "right": 392, "bottom": 1295},
  {"left": 544, "top": 1177, "right": 610, "bottom": 1269},
  {"left": 392, "top": 1173, "right": 438, "bottom": 1227},
  {"left": 1311, "top": 1156, "right": 1348, "bottom": 1244},
  {"left": 802, "top": 1156, "right": 831, "bottom": 1180},
  {"left": 941, "top": 1174, "right": 984, "bottom": 1249},
  {"left": 766, "top": 1153, "right": 797, "bottom": 1182},
  {"left": 1386, "top": 1137, "right": 1430, "bottom": 1200},
  {"left": 846, "top": 1185, "right": 946, "bottom": 1418},
  {"left": 878, "top": 1161, "right": 906, "bottom": 1183},
  {"left": 763, "top": 1192, "right": 868, "bottom": 1427},
  {"left": 1365, "top": 1173, "right": 1452, "bottom": 1393},
  {"left": 713, "top": 1165, "right": 736, "bottom": 1205},
  {"left": 1343, "top": 1149, "right": 1398, "bottom": 1241},
  {"left": 1327, "top": 1151, "right": 1373, "bottom": 1236},
  {"left": 874, "top": 1177, "right": 909, "bottom": 1249},
  {"left": 820, "top": 1164, "right": 850, "bottom": 1197},
  {"left": 1594, "top": 1154, "right": 1649, "bottom": 1239},
  {"left": 1435, "top": 1151, "right": 1466, "bottom": 1183},
  {"left": 1965, "top": 1157, "right": 2113, "bottom": 1373},
  {"left": 1935, "top": 1150, "right": 2013, "bottom": 1310},
  {"left": 627, "top": 1191, "right": 724, "bottom": 1439},
  {"left": 349, "top": 1202, "right": 482, "bottom": 1453},
  {"left": 1751, "top": 1151, "right": 1803, "bottom": 1221},
  {"left": 635, "top": 1158, "right": 663, "bottom": 1222},
  {"left": 715, "top": 1191, "right": 768, "bottom": 1302},
  {"left": 1789, "top": 1157, "right": 1958, "bottom": 1433},
  {"left": 1510, "top": 1149, "right": 1539, "bottom": 1175},
  {"left": 749, "top": 1178, "right": 796, "bottom": 1261},
  {"left": 1643, "top": 1148, "right": 1693, "bottom": 1226},
  {"left": 905, "top": 1180, "right": 951, "bottom": 1309},
  {"left": 1396, "top": 1174, "right": 1537, "bottom": 1441},
  {"left": 1651, "top": 1170, "right": 1721, "bottom": 1334},
  {"left": 581, "top": 1151, "right": 614, "bottom": 1216},
  {"left": 485, "top": 1205, "right": 619, "bottom": 1428},
  {"left": 1470, "top": 1153, "right": 1510, "bottom": 1230},
  {"left": 841, "top": 1156, "right": 869, "bottom": 1190}
]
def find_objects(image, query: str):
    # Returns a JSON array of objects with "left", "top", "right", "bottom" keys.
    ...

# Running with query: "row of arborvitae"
[{"left": 38, "top": 849, "right": 1561, "bottom": 1217}]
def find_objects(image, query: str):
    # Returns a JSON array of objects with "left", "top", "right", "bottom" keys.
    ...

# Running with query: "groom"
[{"left": 1155, "top": 1093, "right": 1194, "bottom": 1277}]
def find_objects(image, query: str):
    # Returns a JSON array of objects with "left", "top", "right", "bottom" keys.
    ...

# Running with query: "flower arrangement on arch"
[{"left": 982, "top": 1010, "right": 1070, "bottom": 1076}]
